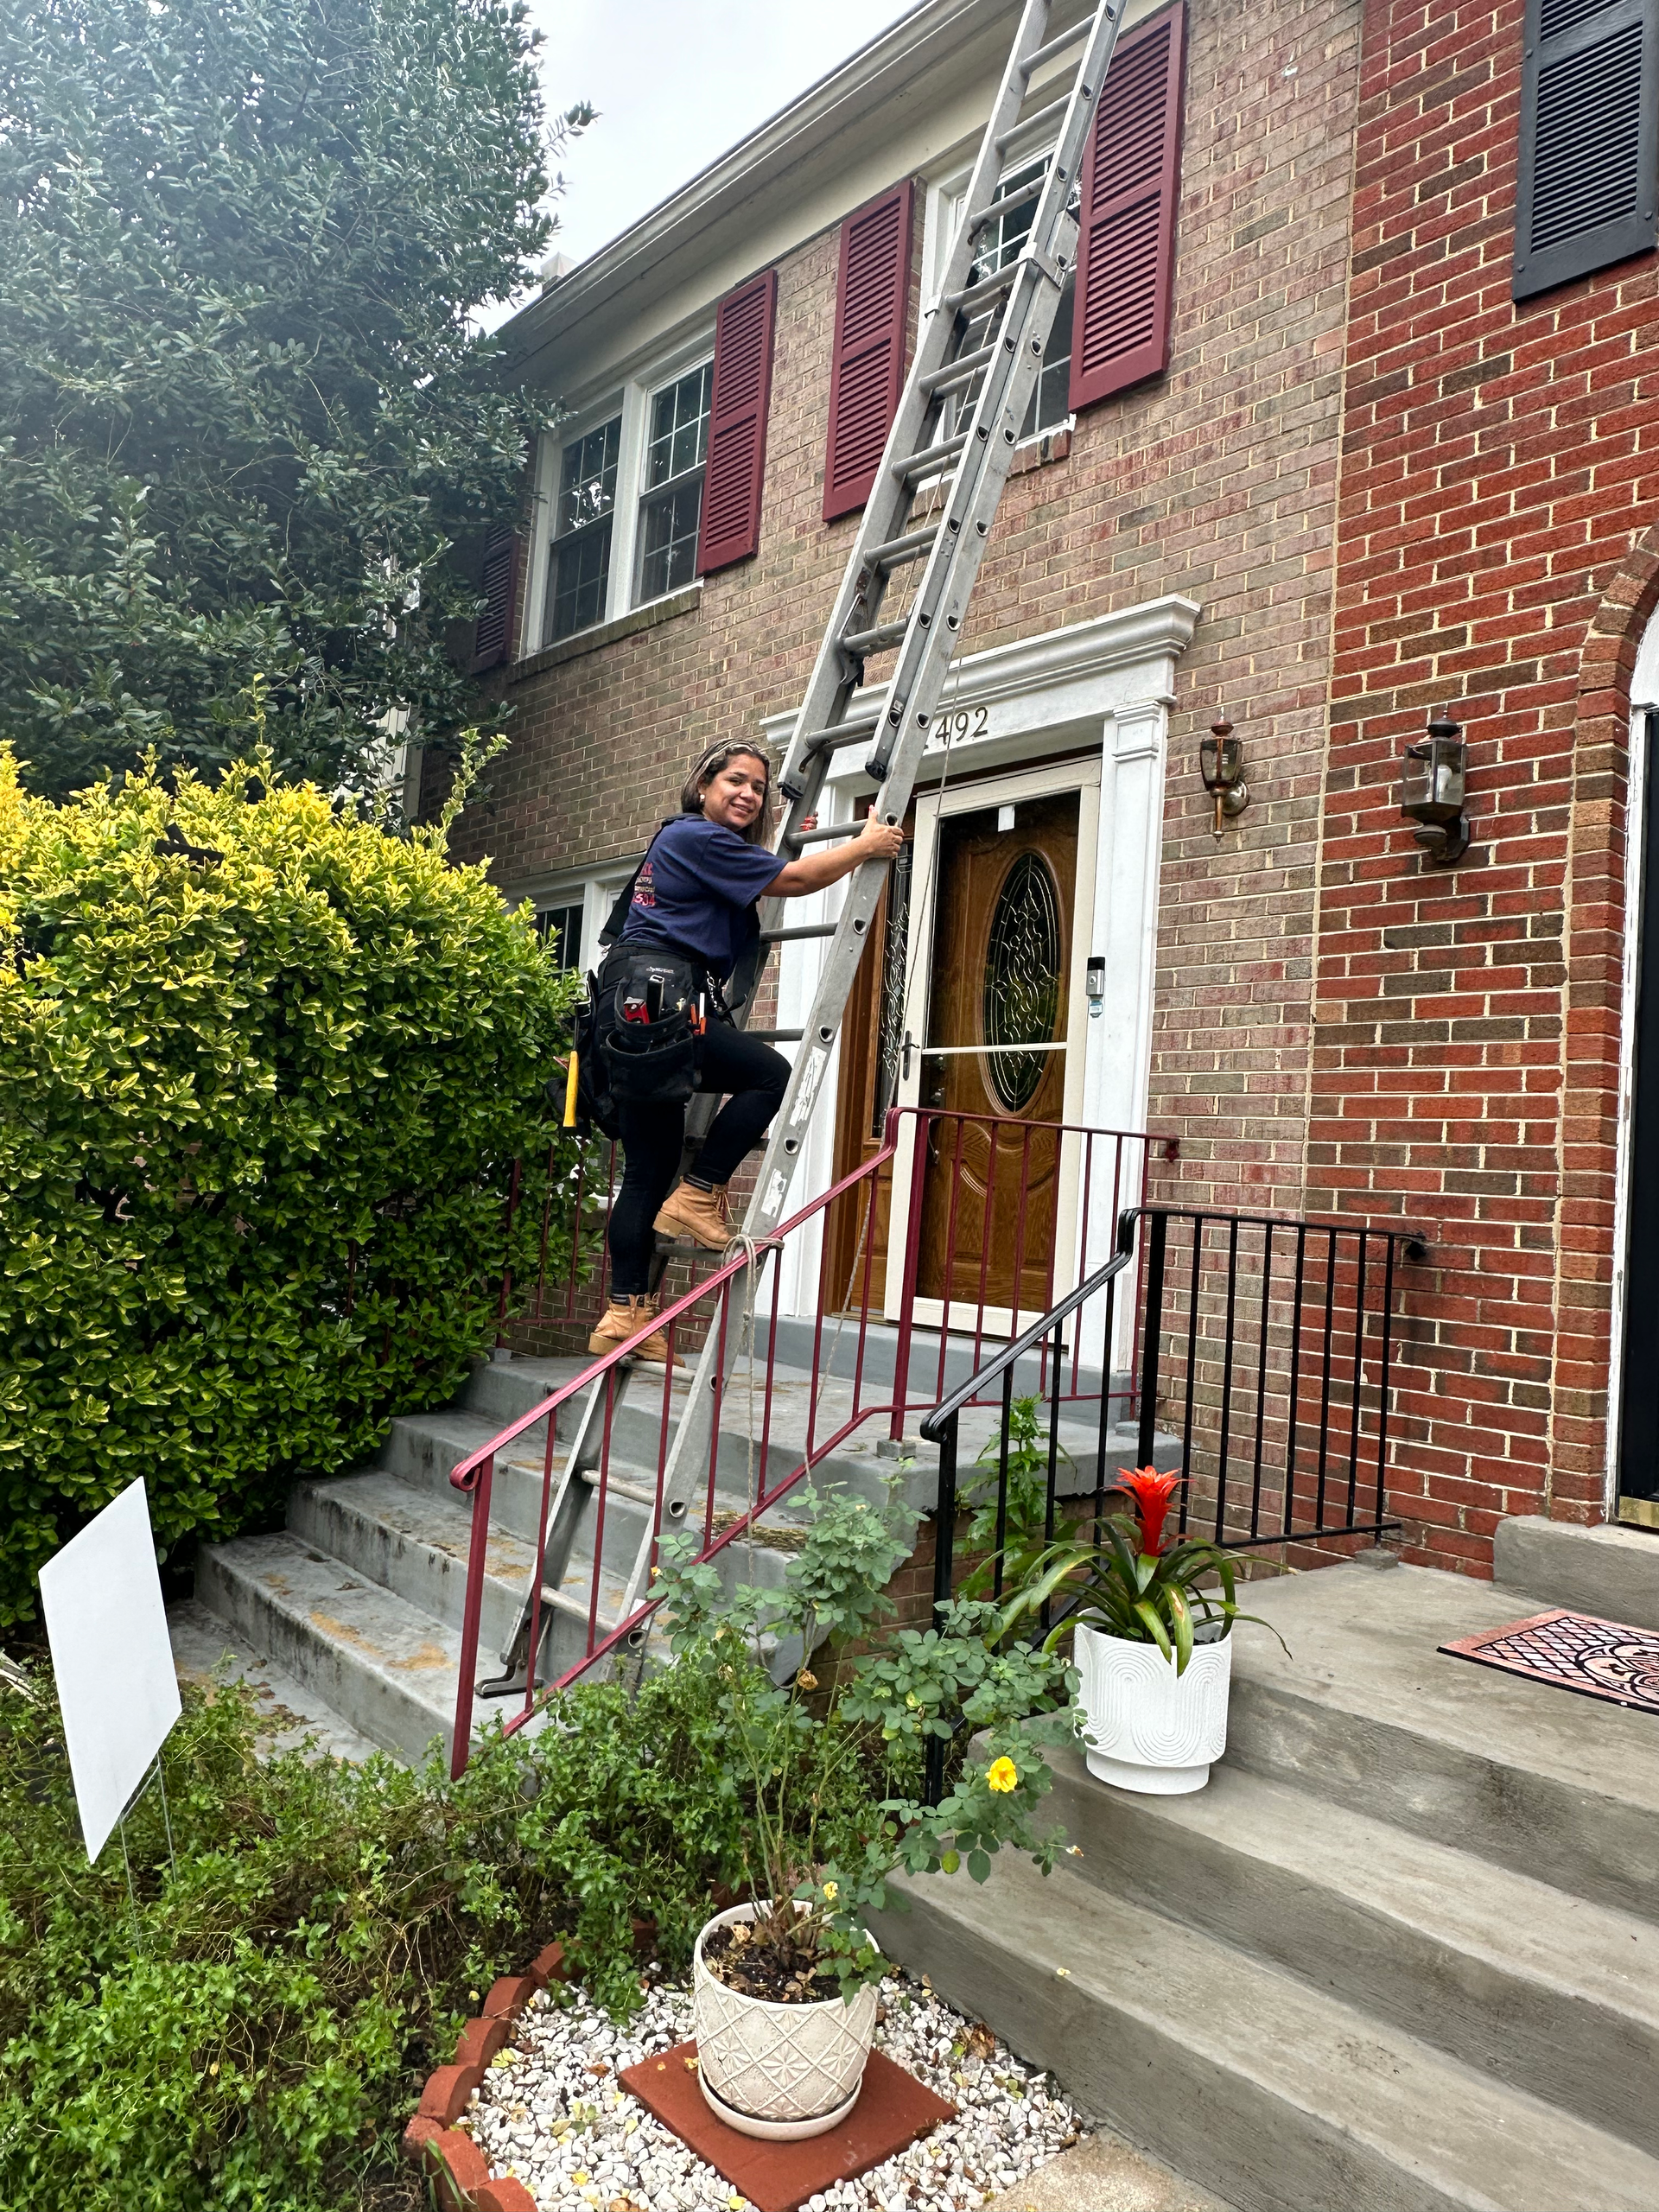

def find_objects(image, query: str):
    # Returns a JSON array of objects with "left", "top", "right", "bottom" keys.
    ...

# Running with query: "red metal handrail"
[{"left": 449, "top": 1104, "right": 1157, "bottom": 1775}]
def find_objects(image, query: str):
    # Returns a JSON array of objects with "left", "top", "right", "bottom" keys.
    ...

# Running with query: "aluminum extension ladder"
[{"left": 483, "top": 0, "right": 1128, "bottom": 1696}]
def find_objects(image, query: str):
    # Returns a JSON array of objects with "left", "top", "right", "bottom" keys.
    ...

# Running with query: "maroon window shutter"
[
  {"left": 1069, "top": 3, "right": 1186, "bottom": 413},
  {"left": 696, "top": 270, "right": 778, "bottom": 575},
  {"left": 822, "top": 181, "right": 915, "bottom": 522},
  {"left": 470, "top": 525, "right": 521, "bottom": 672}
]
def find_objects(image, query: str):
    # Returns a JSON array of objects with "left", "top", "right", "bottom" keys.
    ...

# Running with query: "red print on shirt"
[{"left": 631, "top": 861, "right": 657, "bottom": 910}]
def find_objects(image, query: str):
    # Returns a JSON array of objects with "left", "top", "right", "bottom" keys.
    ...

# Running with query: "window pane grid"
[
  {"left": 536, "top": 903, "right": 584, "bottom": 970},
  {"left": 943, "top": 156, "right": 1075, "bottom": 447},
  {"left": 557, "top": 418, "right": 620, "bottom": 537},
  {"left": 638, "top": 359, "right": 712, "bottom": 603},
  {"left": 645, "top": 363, "right": 712, "bottom": 490},
  {"left": 639, "top": 477, "right": 705, "bottom": 601},
  {"left": 546, "top": 414, "right": 622, "bottom": 644}
]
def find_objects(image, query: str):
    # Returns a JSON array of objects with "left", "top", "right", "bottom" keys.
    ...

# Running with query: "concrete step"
[
  {"left": 455, "top": 1352, "right": 592, "bottom": 1430},
  {"left": 1044, "top": 1747, "right": 1659, "bottom": 2157},
  {"left": 759, "top": 1312, "right": 1124, "bottom": 1405},
  {"left": 168, "top": 1597, "right": 383, "bottom": 1762},
  {"left": 1493, "top": 1512, "right": 1659, "bottom": 1634},
  {"left": 1224, "top": 1560, "right": 1659, "bottom": 1925},
  {"left": 292, "top": 1459, "right": 806, "bottom": 1658},
  {"left": 872, "top": 1853, "right": 1659, "bottom": 2212},
  {"left": 195, "top": 1529, "right": 565, "bottom": 1764}
]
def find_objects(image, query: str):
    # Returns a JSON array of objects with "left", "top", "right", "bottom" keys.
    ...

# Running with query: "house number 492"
[{"left": 939, "top": 707, "right": 989, "bottom": 741}]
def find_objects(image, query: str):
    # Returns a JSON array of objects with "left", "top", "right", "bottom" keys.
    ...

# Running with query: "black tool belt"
[{"left": 594, "top": 941, "right": 718, "bottom": 1108}]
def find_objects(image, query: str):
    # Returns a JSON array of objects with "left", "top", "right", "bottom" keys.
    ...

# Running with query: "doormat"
[
  {"left": 619, "top": 2041, "right": 954, "bottom": 2212},
  {"left": 1440, "top": 1607, "right": 1659, "bottom": 1714}
]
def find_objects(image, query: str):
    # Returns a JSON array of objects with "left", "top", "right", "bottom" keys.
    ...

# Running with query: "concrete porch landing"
[{"left": 874, "top": 1547, "right": 1659, "bottom": 2212}]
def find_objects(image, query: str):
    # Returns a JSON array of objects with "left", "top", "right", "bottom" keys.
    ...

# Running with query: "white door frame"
[{"left": 762, "top": 598, "right": 1199, "bottom": 1328}]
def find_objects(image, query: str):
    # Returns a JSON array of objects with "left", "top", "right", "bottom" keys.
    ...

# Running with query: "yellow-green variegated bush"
[{"left": 0, "top": 749, "right": 577, "bottom": 1620}]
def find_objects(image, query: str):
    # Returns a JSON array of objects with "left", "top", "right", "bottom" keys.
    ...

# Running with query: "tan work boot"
[
  {"left": 587, "top": 1294, "right": 681, "bottom": 1367},
  {"left": 653, "top": 1179, "right": 734, "bottom": 1251}
]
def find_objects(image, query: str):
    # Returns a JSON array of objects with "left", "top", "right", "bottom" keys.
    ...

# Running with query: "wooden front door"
[{"left": 916, "top": 790, "right": 1078, "bottom": 1321}]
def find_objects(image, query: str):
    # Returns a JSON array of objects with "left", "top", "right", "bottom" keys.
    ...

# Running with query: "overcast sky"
[{"left": 524, "top": 0, "right": 919, "bottom": 270}]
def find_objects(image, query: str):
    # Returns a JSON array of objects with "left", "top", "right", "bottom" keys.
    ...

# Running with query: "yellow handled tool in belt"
[{"left": 563, "top": 1052, "right": 579, "bottom": 1129}]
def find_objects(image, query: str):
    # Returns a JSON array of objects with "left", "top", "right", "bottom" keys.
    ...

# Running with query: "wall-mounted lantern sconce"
[
  {"left": 1085, "top": 955, "right": 1106, "bottom": 1017},
  {"left": 1401, "top": 709, "right": 1470, "bottom": 865},
  {"left": 1199, "top": 715, "right": 1249, "bottom": 839}
]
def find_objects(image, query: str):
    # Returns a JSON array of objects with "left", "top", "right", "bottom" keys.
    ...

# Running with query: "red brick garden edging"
[{"left": 400, "top": 1942, "right": 569, "bottom": 2212}]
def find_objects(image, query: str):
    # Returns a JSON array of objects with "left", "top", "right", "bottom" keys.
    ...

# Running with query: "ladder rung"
[
  {"left": 868, "top": 523, "right": 939, "bottom": 573},
  {"left": 841, "top": 618, "right": 908, "bottom": 657},
  {"left": 789, "top": 822, "right": 859, "bottom": 845},
  {"left": 760, "top": 923, "right": 838, "bottom": 944},
  {"left": 968, "top": 178, "right": 1044, "bottom": 233},
  {"left": 997, "top": 92, "right": 1071, "bottom": 152},
  {"left": 799, "top": 718, "right": 880, "bottom": 754},
  {"left": 747, "top": 1027, "right": 805, "bottom": 1043},
  {"left": 1023, "top": 19, "right": 1092, "bottom": 74},
  {"left": 893, "top": 431, "right": 968, "bottom": 484},
  {"left": 942, "top": 264, "right": 1019, "bottom": 315},
  {"left": 920, "top": 345, "right": 995, "bottom": 395},
  {"left": 579, "top": 1468, "right": 659, "bottom": 1509}
]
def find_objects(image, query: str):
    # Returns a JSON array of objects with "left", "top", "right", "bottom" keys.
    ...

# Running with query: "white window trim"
[{"left": 524, "top": 327, "right": 715, "bottom": 660}]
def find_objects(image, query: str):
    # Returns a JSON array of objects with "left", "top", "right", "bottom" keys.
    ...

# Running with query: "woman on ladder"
[{"left": 590, "top": 738, "right": 904, "bottom": 1364}]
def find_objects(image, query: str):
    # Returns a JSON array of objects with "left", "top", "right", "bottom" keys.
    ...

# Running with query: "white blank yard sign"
[{"left": 39, "top": 1477, "right": 181, "bottom": 1864}]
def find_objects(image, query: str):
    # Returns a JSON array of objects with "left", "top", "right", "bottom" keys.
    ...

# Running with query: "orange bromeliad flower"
[{"left": 1116, "top": 1465, "right": 1182, "bottom": 1554}]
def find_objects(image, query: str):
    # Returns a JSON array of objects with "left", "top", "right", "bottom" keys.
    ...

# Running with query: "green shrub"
[
  {"left": 0, "top": 1650, "right": 885, "bottom": 2209},
  {"left": 0, "top": 747, "right": 579, "bottom": 1620}
]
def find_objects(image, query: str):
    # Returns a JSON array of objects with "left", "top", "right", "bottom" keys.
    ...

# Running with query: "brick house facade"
[{"left": 448, "top": 0, "right": 1659, "bottom": 1573}]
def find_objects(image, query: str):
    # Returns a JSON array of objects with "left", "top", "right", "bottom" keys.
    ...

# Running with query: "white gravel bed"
[{"left": 459, "top": 1967, "right": 1081, "bottom": 2212}]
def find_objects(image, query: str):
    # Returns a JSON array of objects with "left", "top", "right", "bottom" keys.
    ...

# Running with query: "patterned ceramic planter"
[
  {"left": 1074, "top": 1620, "right": 1232, "bottom": 1794},
  {"left": 691, "top": 1902, "right": 879, "bottom": 2139}
]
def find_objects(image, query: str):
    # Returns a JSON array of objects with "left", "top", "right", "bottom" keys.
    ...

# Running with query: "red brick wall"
[{"left": 1313, "top": 0, "right": 1659, "bottom": 1569}]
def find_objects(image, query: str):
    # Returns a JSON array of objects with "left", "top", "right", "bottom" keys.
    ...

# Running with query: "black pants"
[{"left": 608, "top": 1020, "right": 790, "bottom": 1294}]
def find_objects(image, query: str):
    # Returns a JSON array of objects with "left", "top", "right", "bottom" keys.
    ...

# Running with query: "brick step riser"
[
  {"left": 1044, "top": 1758, "right": 1659, "bottom": 2157},
  {"left": 1225, "top": 1673, "right": 1659, "bottom": 1929}
]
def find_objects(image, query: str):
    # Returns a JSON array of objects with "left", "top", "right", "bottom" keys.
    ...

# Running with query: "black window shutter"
[
  {"left": 470, "top": 525, "right": 521, "bottom": 673},
  {"left": 1513, "top": 0, "right": 1659, "bottom": 300}
]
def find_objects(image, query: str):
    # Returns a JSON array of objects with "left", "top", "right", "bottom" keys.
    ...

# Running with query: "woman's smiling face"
[{"left": 701, "top": 753, "right": 769, "bottom": 834}]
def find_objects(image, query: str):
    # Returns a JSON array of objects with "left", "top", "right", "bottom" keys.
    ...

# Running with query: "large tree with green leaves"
[{"left": 0, "top": 0, "right": 581, "bottom": 799}]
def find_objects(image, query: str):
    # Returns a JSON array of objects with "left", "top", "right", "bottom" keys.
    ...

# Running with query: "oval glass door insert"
[{"left": 982, "top": 850, "right": 1063, "bottom": 1110}]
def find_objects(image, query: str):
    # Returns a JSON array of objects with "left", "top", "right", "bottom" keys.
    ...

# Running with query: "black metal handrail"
[{"left": 915, "top": 1200, "right": 1422, "bottom": 1802}]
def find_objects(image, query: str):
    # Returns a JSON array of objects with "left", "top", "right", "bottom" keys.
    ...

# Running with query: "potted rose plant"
[
  {"left": 1005, "top": 1467, "right": 1283, "bottom": 1796},
  {"left": 652, "top": 1483, "right": 1077, "bottom": 2139}
]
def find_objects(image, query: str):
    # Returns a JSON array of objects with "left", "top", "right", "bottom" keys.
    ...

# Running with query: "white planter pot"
[
  {"left": 692, "top": 1901, "right": 878, "bottom": 2139},
  {"left": 1074, "top": 1620, "right": 1232, "bottom": 1794}
]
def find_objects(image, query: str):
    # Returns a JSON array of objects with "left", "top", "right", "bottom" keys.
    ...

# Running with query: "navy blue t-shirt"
[{"left": 620, "top": 815, "right": 786, "bottom": 980}]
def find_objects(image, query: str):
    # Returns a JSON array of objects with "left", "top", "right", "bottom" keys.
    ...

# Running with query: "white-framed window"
[
  {"left": 534, "top": 899, "right": 585, "bottom": 970},
  {"left": 530, "top": 868, "right": 639, "bottom": 972},
  {"left": 636, "top": 360, "right": 713, "bottom": 603},
  {"left": 530, "top": 339, "right": 715, "bottom": 655},
  {"left": 546, "top": 416, "right": 621, "bottom": 643},
  {"left": 934, "top": 150, "right": 1076, "bottom": 447}
]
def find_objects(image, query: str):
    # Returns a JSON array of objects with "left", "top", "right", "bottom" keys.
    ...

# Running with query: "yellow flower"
[
  {"left": 798, "top": 1669, "right": 817, "bottom": 1690},
  {"left": 985, "top": 1756, "right": 1019, "bottom": 1794},
  {"left": 822, "top": 1880, "right": 839, "bottom": 1903}
]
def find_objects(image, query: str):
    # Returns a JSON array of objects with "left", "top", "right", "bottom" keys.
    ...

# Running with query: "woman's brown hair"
[{"left": 680, "top": 741, "right": 773, "bottom": 847}]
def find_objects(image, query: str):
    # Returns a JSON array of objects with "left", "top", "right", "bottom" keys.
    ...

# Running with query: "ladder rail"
[{"left": 607, "top": 0, "right": 1131, "bottom": 1656}]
